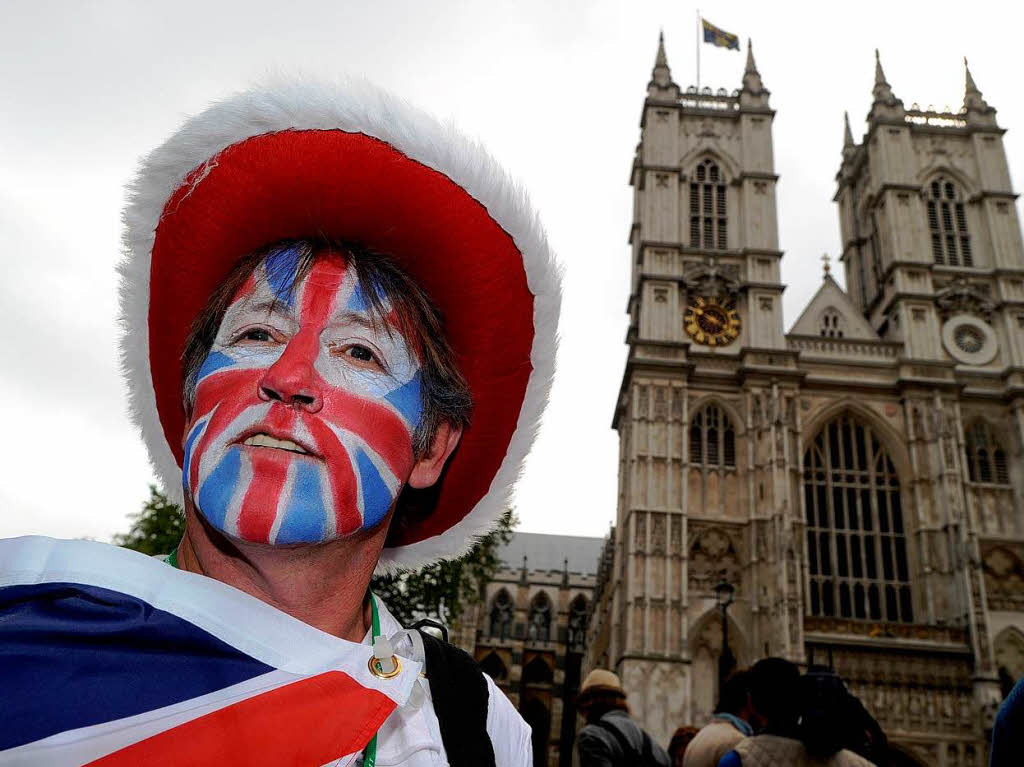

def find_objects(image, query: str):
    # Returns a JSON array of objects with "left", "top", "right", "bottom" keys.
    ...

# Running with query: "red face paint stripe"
[
  {"left": 235, "top": 451, "right": 291, "bottom": 542},
  {"left": 299, "top": 257, "right": 346, "bottom": 327},
  {"left": 85, "top": 671, "right": 396, "bottom": 767},
  {"left": 319, "top": 389, "right": 415, "bottom": 474},
  {"left": 305, "top": 418, "right": 363, "bottom": 534},
  {"left": 189, "top": 369, "right": 266, "bottom": 493},
  {"left": 260, "top": 405, "right": 298, "bottom": 436}
]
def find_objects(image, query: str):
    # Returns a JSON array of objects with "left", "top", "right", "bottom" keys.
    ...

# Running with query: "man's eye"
[
  {"left": 346, "top": 345, "right": 376, "bottom": 363},
  {"left": 235, "top": 328, "right": 275, "bottom": 343}
]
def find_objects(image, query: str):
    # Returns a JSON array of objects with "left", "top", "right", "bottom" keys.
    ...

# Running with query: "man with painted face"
[{"left": 0, "top": 80, "right": 561, "bottom": 766}]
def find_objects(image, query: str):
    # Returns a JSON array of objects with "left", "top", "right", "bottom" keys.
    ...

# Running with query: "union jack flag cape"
[{"left": 0, "top": 536, "right": 421, "bottom": 766}]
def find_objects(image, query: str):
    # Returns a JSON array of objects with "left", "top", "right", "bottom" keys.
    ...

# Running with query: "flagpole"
[{"left": 696, "top": 9, "right": 701, "bottom": 91}]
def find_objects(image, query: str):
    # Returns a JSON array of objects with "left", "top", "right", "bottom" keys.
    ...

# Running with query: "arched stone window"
[
  {"left": 803, "top": 413, "right": 913, "bottom": 622},
  {"left": 527, "top": 591, "right": 552, "bottom": 641},
  {"left": 820, "top": 307, "right": 845, "bottom": 339},
  {"left": 479, "top": 651, "right": 508, "bottom": 681},
  {"left": 488, "top": 589, "right": 513, "bottom": 639},
  {"left": 690, "top": 159, "right": 727, "bottom": 250},
  {"left": 690, "top": 404, "right": 736, "bottom": 469},
  {"left": 567, "top": 594, "right": 588, "bottom": 652},
  {"left": 521, "top": 655, "right": 554, "bottom": 685},
  {"left": 965, "top": 421, "right": 1010, "bottom": 485},
  {"left": 926, "top": 177, "right": 972, "bottom": 267}
]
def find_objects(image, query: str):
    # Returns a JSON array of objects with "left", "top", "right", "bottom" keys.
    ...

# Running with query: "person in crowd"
[
  {"left": 991, "top": 674, "right": 1024, "bottom": 766},
  {"left": 803, "top": 666, "right": 888, "bottom": 766},
  {"left": 576, "top": 669, "right": 671, "bottom": 767},
  {"left": 683, "top": 670, "right": 758, "bottom": 767},
  {"left": 717, "top": 658, "right": 875, "bottom": 767},
  {"left": 669, "top": 726, "right": 701, "bottom": 766}
]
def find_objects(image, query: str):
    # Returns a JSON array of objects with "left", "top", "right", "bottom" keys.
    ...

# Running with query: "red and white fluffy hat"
[{"left": 119, "top": 79, "right": 560, "bottom": 574}]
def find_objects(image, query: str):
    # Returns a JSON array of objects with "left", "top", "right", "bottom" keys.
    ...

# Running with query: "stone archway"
[{"left": 688, "top": 608, "right": 746, "bottom": 724}]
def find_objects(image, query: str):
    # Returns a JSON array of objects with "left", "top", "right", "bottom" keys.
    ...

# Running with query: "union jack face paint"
[{"left": 182, "top": 245, "right": 424, "bottom": 544}]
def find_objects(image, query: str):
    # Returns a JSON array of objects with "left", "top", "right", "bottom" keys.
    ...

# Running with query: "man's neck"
[{"left": 176, "top": 507, "right": 386, "bottom": 642}]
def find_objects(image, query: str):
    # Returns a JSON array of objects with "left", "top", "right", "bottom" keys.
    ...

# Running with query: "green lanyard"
[
  {"left": 363, "top": 594, "right": 381, "bottom": 767},
  {"left": 166, "top": 548, "right": 382, "bottom": 766}
]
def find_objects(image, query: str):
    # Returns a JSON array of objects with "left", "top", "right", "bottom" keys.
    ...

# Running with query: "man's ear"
[{"left": 407, "top": 422, "right": 462, "bottom": 489}]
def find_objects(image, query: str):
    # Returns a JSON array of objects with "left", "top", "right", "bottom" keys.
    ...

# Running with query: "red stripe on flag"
[{"left": 87, "top": 670, "right": 395, "bottom": 767}]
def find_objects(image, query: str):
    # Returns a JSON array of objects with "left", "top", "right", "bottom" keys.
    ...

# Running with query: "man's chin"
[{"left": 195, "top": 506, "right": 377, "bottom": 548}]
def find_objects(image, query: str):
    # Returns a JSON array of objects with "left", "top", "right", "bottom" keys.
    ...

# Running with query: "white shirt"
[{"left": 345, "top": 597, "right": 532, "bottom": 767}]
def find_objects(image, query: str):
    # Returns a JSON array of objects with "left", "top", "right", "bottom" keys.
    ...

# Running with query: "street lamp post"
[{"left": 714, "top": 576, "right": 736, "bottom": 694}]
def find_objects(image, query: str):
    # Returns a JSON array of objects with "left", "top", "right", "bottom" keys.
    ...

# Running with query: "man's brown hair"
[{"left": 181, "top": 238, "right": 472, "bottom": 457}]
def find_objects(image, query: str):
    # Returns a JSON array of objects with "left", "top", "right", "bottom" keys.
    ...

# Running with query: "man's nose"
[{"left": 258, "top": 335, "right": 323, "bottom": 413}]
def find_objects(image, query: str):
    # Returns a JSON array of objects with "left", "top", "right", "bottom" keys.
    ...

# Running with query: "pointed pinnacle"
[
  {"left": 965, "top": 57, "right": 979, "bottom": 94},
  {"left": 655, "top": 29, "right": 668, "bottom": 69},
  {"left": 745, "top": 38, "right": 758, "bottom": 74},
  {"left": 844, "top": 111, "right": 854, "bottom": 147},
  {"left": 963, "top": 56, "right": 989, "bottom": 112},
  {"left": 874, "top": 48, "right": 888, "bottom": 86}
]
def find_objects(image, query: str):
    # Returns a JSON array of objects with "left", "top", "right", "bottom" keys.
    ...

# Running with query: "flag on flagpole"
[
  {"left": 702, "top": 18, "right": 740, "bottom": 50},
  {"left": 0, "top": 536, "right": 422, "bottom": 767}
]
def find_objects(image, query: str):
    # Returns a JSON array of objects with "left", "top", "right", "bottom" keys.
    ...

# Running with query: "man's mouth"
[{"left": 242, "top": 433, "right": 311, "bottom": 455}]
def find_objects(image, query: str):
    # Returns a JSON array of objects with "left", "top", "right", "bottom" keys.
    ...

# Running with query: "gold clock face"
[{"left": 684, "top": 296, "right": 741, "bottom": 346}]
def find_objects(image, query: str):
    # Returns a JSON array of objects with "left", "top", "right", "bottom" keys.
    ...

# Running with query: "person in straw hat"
[
  {"left": 576, "top": 669, "right": 671, "bottom": 766},
  {"left": 0, "top": 78, "right": 560, "bottom": 767}
]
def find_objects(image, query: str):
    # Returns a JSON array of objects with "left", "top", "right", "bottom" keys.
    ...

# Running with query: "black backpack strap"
[
  {"left": 594, "top": 718, "right": 655, "bottom": 765},
  {"left": 640, "top": 728, "right": 655, "bottom": 763},
  {"left": 418, "top": 630, "right": 496, "bottom": 767}
]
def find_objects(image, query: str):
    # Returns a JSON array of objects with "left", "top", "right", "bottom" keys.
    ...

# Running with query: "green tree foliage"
[
  {"left": 114, "top": 485, "right": 185, "bottom": 556},
  {"left": 371, "top": 509, "right": 516, "bottom": 627}
]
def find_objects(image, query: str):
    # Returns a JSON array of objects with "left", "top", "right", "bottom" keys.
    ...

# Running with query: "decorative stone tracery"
[
  {"left": 983, "top": 546, "right": 1024, "bottom": 611},
  {"left": 688, "top": 526, "right": 742, "bottom": 593}
]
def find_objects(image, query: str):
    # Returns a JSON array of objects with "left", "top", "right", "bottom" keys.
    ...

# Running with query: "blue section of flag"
[
  {"left": 197, "top": 447, "right": 242, "bottom": 529},
  {"left": 276, "top": 463, "right": 327, "bottom": 544},
  {"left": 383, "top": 372, "right": 423, "bottom": 426},
  {"left": 356, "top": 450, "right": 391, "bottom": 528},
  {"left": 702, "top": 19, "right": 740, "bottom": 50},
  {"left": 265, "top": 243, "right": 302, "bottom": 308},
  {"left": 196, "top": 351, "right": 235, "bottom": 383},
  {"left": 0, "top": 582, "right": 274, "bottom": 751}
]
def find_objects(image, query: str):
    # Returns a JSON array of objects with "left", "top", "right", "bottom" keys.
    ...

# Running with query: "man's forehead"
[
  {"left": 229, "top": 254, "right": 356, "bottom": 312},
  {"left": 222, "top": 251, "right": 407, "bottom": 337}
]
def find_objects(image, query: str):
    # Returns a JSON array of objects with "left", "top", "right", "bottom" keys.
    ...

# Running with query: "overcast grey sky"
[{"left": 2, "top": 0, "right": 1022, "bottom": 543}]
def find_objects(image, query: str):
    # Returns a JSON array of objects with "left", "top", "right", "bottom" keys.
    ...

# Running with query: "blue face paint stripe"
[
  {"left": 383, "top": 372, "right": 424, "bottom": 427},
  {"left": 345, "top": 282, "right": 370, "bottom": 313},
  {"left": 275, "top": 462, "right": 328, "bottom": 544},
  {"left": 356, "top": 450, "right": 393, "bottom": 529},
  {"left": 182, "top": 417, "right": 209, "bottom": 486},
  {"left": 196, "top": 351, "right": 235, "bottom": 384},
  {"left": 197, "top": 448, "right": 243, "bottom": 530},
  {"left": 264, "top": 245, "right": 302, "bottom": 308}
]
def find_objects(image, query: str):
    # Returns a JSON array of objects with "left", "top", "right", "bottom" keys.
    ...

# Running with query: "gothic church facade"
[{"left": 585, "top": 36, "right": 1024, "bottom": 766}]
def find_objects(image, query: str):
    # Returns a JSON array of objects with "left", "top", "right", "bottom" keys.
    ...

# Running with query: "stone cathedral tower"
[{"left": 585, "top": 36, "right": 1024, "bottom": 766}]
